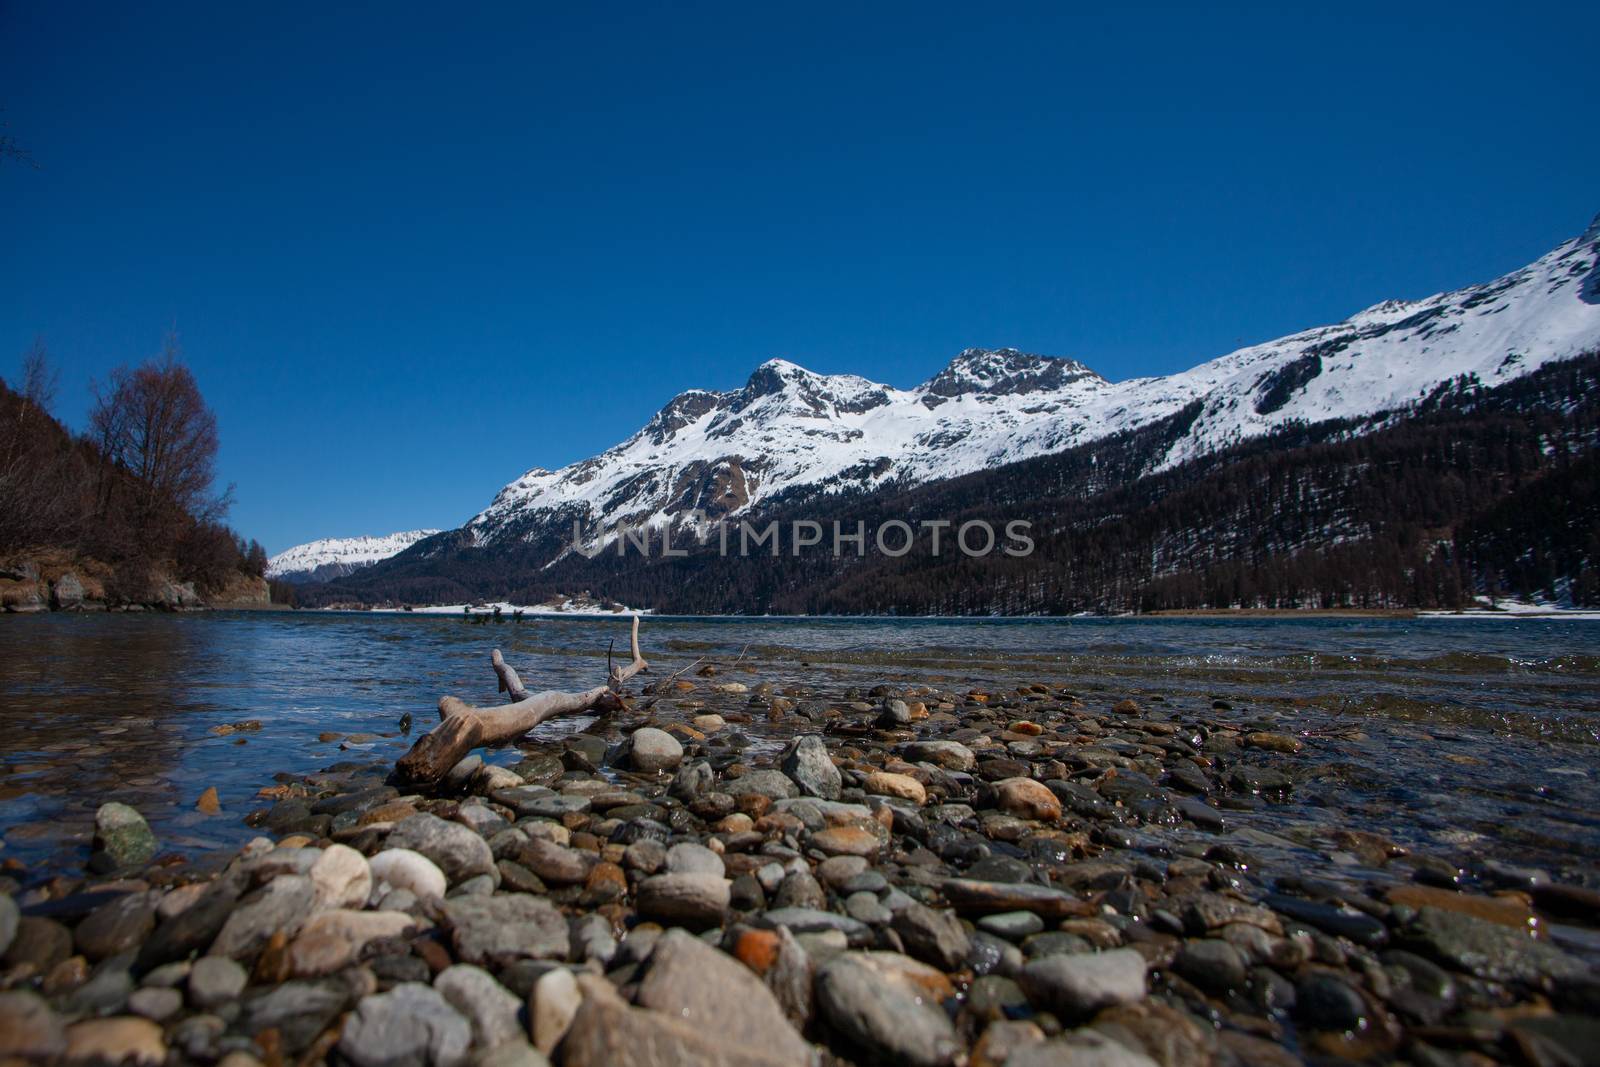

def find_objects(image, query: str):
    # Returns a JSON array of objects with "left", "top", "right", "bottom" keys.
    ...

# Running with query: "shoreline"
[
  {"left": 1, "top": 634, "right": 1596, "bottom": 1067},
  {"left": 289, "top": 604, "right": 1600, "bottom": 622}
]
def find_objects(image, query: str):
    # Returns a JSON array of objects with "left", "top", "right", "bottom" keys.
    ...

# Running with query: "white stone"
[
  {"left": 369, "top": 848, "right": 448, "bottom": 901},
  {"left": 310, "top": 844, "right": 372, "bottom": 911},
  {"left": 530, "top": 968, "right": 580, "bottom": 1056}
]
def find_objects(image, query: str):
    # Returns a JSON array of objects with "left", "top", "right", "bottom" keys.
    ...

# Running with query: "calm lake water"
[{"left": 3, "top": 611, "right": 1599, "bottom": 880}]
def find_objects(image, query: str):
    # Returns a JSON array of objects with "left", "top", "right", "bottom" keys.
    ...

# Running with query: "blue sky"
[{"left": 3, "top": 2, "right": 1596, "bottom": 553}]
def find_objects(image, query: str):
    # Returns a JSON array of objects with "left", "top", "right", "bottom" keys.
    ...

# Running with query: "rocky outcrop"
[
  {"left": 203, "top": 573, "right": 273, "bottom": 609},
  {"left": 0, "top": 554, "right": 271, "bottom": 613}
]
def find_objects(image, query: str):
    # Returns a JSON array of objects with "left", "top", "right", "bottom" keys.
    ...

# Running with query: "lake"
[{"left": 3, "top": 611, "right": 1599, "bottom": 882}]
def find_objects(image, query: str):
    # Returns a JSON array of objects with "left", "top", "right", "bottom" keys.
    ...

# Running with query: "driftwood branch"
[{"left": 396, "top": 614, "right": 649, "bottom": 785}]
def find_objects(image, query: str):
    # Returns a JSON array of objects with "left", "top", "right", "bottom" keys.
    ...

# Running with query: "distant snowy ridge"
[
  {"left": 459, "top": 212, "right": 1600, "bottom": 560},
  {"left": 267, "top": 530, "right": 441, "bottom": 583}
]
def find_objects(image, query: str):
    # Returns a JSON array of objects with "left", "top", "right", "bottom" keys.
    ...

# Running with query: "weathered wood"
[
  {"left": 395, "top": 614, "right": 649, "bottom": 785},
  {"left": 395, "top": 712, "right": 484, "bottom": 784}
]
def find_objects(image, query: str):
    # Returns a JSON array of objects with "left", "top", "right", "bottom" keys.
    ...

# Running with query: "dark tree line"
[
  {"left": 304, "top": 351, "right": 1600, "bottom": 613},
  {"left": 0, "top": 337, "right": 268, "bottom": 596}
]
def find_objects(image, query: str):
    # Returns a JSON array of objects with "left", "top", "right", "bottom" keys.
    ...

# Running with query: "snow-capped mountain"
[
  {"left": 266, "top": 530, "right": 441, "bottom": 584},
  {"left": 462, "top": 213, "right": 1600, "bottom": 559}
]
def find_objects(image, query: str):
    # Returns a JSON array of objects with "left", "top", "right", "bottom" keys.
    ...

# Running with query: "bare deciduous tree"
[
  {"left": 0, "top": 107, "right": 38, "bottom": 170},
  {"left": 0, "top": 339, "right": 85, "bottom": 548},
  {"left": 90, "top": 334, "right": 231, "bottom": 539}
]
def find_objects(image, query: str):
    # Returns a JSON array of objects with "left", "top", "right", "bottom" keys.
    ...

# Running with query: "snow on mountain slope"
[
  {"left": 267, "top": 530, "right": 441, "bottom": 583},
  {"left": 456, "top": 213, "right": 1599, "bottom": 557}
]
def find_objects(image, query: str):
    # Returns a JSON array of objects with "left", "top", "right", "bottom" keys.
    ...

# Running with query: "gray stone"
[
  {"left": 242, "top": 979, "right": 351, "bottom": 1053},
  {"left": 668, "top": 760, "right": 715, "bottom": 802},
  {"left": 0, "top": 894, "right": 16, "bottom": 956},
  {"left": 171, "top": 1014, "right": 226, "bottom": 1060},
  {"left": 626, "top": 728, "right": 683, "bottom": 774},
  {"left": 1405, "top": 905, "right": 1589, "bottom": 986},
  {"left": 443, "top": 894, "right": 569, "bottom": 966},
  {"left": 901, "top": 740, "right": 976, "bottom": 771},
  {"left": 967, "top": 974, "right": 1029, "bottom": 1019},
  {"left": 1005, "top": 1031, "right": 1162, "bottom": 1067},
  {"left": 636, "top": 929, "right": 812, "bottom": 1064},
  {"left": 942, "top": 878, "right": 1089, "bottom": 918},
  {"left": 0, "top": 990, "right": 67, "bottom": 1060},
  {"left": 892, "top": 901, "right": 971, "bottom": 971},
  {"left": 339, "top": 983, "right": 472, "bottom": 1067},
  {"left": 636, "top": 873, "right": 730, "bottom": 929},
  {"left": 435, "top": 965, "right": 523, "bottom": 1051},
  {"left": 780, "top": 735, "right": 841, "bottom": 800},
  {"left": 765, "top": 925, "right": 813, "bottom": 1030},
  {"left": 137, "top": 876, "right": 246, "bottom": 970},
  {"left": 561, "top": 973, "right": 804, "bottom": 1067},
  {"left": 1296, "top": 972, "right": 1369, "bottom": 1032},
  {"left": 1175, "top": 939, "right": 1248, "bottom": 994},
  {"left": 210, "top": 874, "right": 316, "bottom": 960},
  {"left": 189, "top": 955, "right": 249, "bottom": 1010},
  {"left": 74, "top": 891, "right": 159, "bottom": 961},
  {"left": 52, "top": 571, "right": 86, "bottom": 609},
  {"left": 845, "top": 892, "right": 892, "bottom": 926},
  {"left": 388, "top": 815, "right": 496, "bottom": 884},
  {"left": 570, "top": 913, "right": 617, "bottom": 966},
  {"left": 243, "top": 846, "right": 321, "bottom": 884},
  {"left": 513, "top": 838, "right": 594, "bottom": 886},
  {"left": 91, "top": 802, "right": 158, "bottom": 871},
  {"left": 756, "top": 907, "right": 871, "bottom": 944},
  {"left": 665, "top": 842, "right": 725, "bottom": 877},
  {"left": 1020, "top": 949, "right": 1148, "bottom": 1018},
  {"left": 978, "top": 911, "right": 1045, "bottom": 940},
  {"left": 772, "top": 870, "right": 826, "bottom": 911},
  {"left": 492, "top": 788, "right": 590, "bottom": 820},
  {"left": 63, "top": 958, "right": 134, "bottom": 1015},
  {"left": 727, "top": 769, "right": 798, "bottom": 802},
  {"left": 3, "top": 915, "right": 71, "bottom": 973},
  {"left": 623, "top": 839, "right": 667, "bottom": 874},
  {"left": 877, "top": 699, "right": 912, "bottom": 727},
  {"left": 813, "top": 856, "right": 865, "bottom": 890},
  {"left": 128, "top": 985, "right": 184, "bottom": 1021},
  {"left": 141, "top": 960, "right": 191, "bottom": 988},
  {"left": 815, "top": 952, "right": 959, "bottom": 1067},
  {"left": 444, "top": 755, "right": 484, "bottom": 793},
  {"left": 473, "top": 1040, "right": 551, "bottom": 1067}
]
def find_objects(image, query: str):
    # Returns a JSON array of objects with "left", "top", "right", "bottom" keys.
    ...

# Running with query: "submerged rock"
[{"left": 90, "top": 803, "right": 157, "bottom": 871}]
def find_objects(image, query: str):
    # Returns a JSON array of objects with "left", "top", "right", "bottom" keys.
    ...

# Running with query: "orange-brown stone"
[
  {"left": 1386, "top": 885, "right": 1539, "bottom": 935},
  {"left": 731, "top": 928, "right": 782, "bottom": 975}
]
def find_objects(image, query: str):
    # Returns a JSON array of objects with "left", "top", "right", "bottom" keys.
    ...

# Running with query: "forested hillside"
[{"left": 0, "top": 343, "right": 272, "bottom": 610}]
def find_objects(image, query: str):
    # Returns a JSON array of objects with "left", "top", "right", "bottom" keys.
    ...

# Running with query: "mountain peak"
[
  {"left": 742, "top": 358, "right": 816, "bottom": 397},
  {"left": 1583, "top": 210, "right": 1600, "bottom": 245},
  {"left": 922, "top": 347, "right": 1103, "bottom": 399},
  {"left": 265, "top": 528, "right": 440, "bottom": 582}
]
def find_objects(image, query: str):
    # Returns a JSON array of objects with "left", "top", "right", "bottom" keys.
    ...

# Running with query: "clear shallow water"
[{"left": 2, "top": 611, "right": 1599, "bottom": 880}]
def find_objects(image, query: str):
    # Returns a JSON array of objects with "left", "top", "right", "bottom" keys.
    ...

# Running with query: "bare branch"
[{"left": 396, "top": 614, "right": 649, "bottom": 785}]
